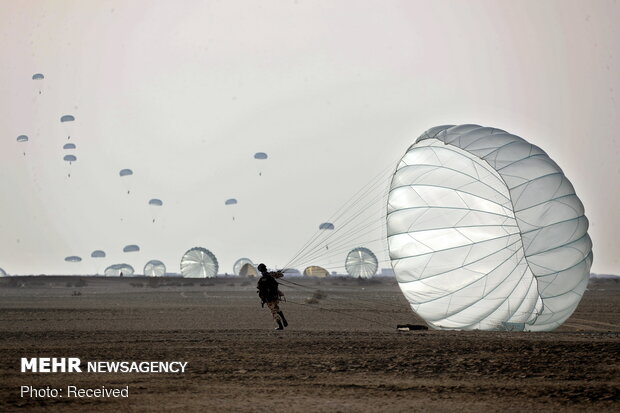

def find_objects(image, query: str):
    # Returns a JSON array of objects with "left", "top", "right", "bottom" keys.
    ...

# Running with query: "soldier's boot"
[
  {"left": 275, "top": 319, "right": 284, "bottom": 330},
  {"left": 278, "top": 311, "right": 288, "bottom": 327}
]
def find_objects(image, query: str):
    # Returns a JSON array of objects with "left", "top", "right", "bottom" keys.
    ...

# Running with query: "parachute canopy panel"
[
  {"left": 180, "top": 247, "right": 219, "bottom": 278},
  {"left": 105, "top": 263, "right": 134, "bottom": 277},
  {"left": 303, "top": 266, "right": 329, "bottom": 278},
  {"left": 0, "top": 268, "right": 8, "bottom": 277},
  {"left": 60, "top": 115, "right": 75, "bottom": 122},
  {"left": 233, "top": 258, "right": 253, "bottom": 276},
  {"left": 387, "top": 124, "right": 592, "bottom": 332},
  {"left": 144, "top": 260, "right": 166, "bottom": 277},
  {"left": 123, "top": 244, "right": 140, "bottom": 253},
  {"left": 91, "top": 250, "right": 106, "bottom": 258},
  {"left": 345, "top": 247, "right": 378, "bottom": 279}
]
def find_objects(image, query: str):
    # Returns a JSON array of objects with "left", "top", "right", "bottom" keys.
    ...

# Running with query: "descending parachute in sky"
[
  {"left": 144, "top": 260, "right": 166, "bottom": 277},
  {"left": 303, "top": 266, "right": 329, "bottom": 278},
  {"left": 254, "top": 152, "right": 268, "bottom": 176},
  {"left": 319, "top": 222, "right": 334, "bottom": 230},
  {"left": 233, "top": 258, "right": 254, "bottom": 276},
  {"left": 180, "top": 247, "right": 219, "bottom": 278},
  {"left": 16, "top": 135, "right": 28, "bottom": 156},
  {"left": 63, "top": 143, "right": 76, "bottom": 150},
  {"left": 148, "top": 199, "right": 163, "bottom": 222},
  {"left": 123, "top": 244, "right": 140, "bottom": 253},
  {"left": 225, "top": 198, "right": 238, "bottom": 220},
  {"left": 119, "top": 169, "right": 133, "bottom": 194},
  {"left": 64, "top": 256, "right": 82, "bottom": 262},
  {"left": 32, "top": 73, "right": 44, "bottom": 94},
  {"left": 387, "top": 124, "right": 593, "bottom": 332},
  {"left": 345, "top": 247, "right": 378, "bottom": 279},
  {"left": 91, "top": 250, "right": 106, "bottom": 258},
  {"left": 60, "top": 115, "right": 75, "bottom": 122},
  {"left": 63, "top": 155, "right": 76, "bottom": 177},
  {"left": 104, "top": 263, "right": 134, "bottom": 277}
]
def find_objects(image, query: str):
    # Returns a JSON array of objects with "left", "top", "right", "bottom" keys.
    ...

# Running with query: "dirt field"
[{"left": 0, "top": 276, "right": 618, "bottom": 412}]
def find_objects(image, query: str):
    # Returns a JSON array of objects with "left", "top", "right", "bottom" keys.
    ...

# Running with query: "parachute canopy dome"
[
  {"left": 387, "top": 124, "right": 593, "bottom": 332},
  {"left": 144, "top": 260, "right": 166, "bottom": 277},
  {"left": 239, "top": 263, "right": 258, "bottom": 278},
  {"left": 63, "top": 143, "right": 76, "bottom": 150},
  {"left": 225, "top": 198, "right": 238, "bottom": 205},
  {"left": 0, "top": 268, "right": 7, "bottom": 277},
  {"left": 90, "top": 250, "right": 106, "bottom": 258},
  {"left": 303, "top": 266, "right": 329, "bottom": 278},
  {"left": 105, "top": 264, "right": 134, "bottom": 277},
  {"left": 254, "top": 152, "right": 268, "bottom": 160},
  {"left": 148, "top": 199, "right": 163, "bottom": 206},
  {"left": 345, "top": 247, "right": 378, "bottom": 279},
  {"left": 283, "top": 268, "right": 302, "bottom": 277},
  {"left": 123, "top": 244, "right": 140, "bottom": 253},
  {"left": 60, "top": 115, "right": 75, "bottom": 122},
  {"left": 64, "top": 256, "right": 82, "bottom": 262},
  {"left": 32, "top": 73, "right": 44, "bottom": 80},
  {"left": 119, "top": 169, "right": 133, "bottom": 177},
  {"left": 16, "top": 135, "right": 29, "bottom": 142},
  {"left": 180, "top": 247, "right": 219, "bottom": 278},
  {"left": 63, "top": 155, "right": 77, "bottom": 162},
  {"left": 233, "top": 258, "right": 253, "bottom": 276},
  {"left": 319, "top": 222, "right": 335, "bottom": 230}
]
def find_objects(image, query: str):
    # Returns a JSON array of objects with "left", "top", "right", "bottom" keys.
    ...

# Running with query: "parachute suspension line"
[
  {"left": 282, "top": 165, "right": 393, "bottom": 271},
  {"left": 278, "top": 278, "right": 407, "bottom": 312},
  {"left": 283, "top": 165, "right": 393, "bottom": 271},
  {"left": 285, "top": 299, "right": 395, "bottom": 329}
]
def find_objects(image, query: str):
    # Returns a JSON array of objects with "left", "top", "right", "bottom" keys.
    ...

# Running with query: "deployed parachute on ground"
[
  {"left": 64, "top": 256, "right": 82, "bottom": 262},
  {"left": 0, "top": 268, "right": 7, "bottom": 277},
  {"left": 233, "top": 258, "right": 253, "bottom": 276},
  {"left": 91, "top": 250, "right": 106, "bottom": 258},
  {"left": 345, "top": 247, "right": 378, "bottom": 279},
  {"left": 239, "top": 263, "right": 258, "bottom": 278},
  {"left": 123, "top": 244, "right": 140, "bottom": 253},
  {"left": 303, "top": 266, "right": 329, "bottom": 278},
  {"left": 180, "top": 247, "right": 219, "bottom": 278},
  {"left": 144, "top": 260, "right": 166, "bottom": 277},
  {"left": 105, "top": 263, "right": 134, "bottom": 277},
  {"left": 387, "top": 124, "right": 593, "bottom": 332}
]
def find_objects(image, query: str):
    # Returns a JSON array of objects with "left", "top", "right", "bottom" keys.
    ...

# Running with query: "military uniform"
[{"left": 257, "top": 268, "right": 288, "bottom": 329}]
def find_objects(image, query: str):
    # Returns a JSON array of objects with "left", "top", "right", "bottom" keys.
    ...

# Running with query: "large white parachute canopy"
[
  {"left": 180, "top": 247, "right": 219, "bottom": 278},
  {"left": 387, "top": 124, "right": 593, "bottom": 332},
  {"left": 233, "top": 258, "right": 253, "bottom": 276},
  {"left": 123, "top": 245, "right": 140, "bottom": 253},
  {"left": 91, "top": 250, "right": 106, "bottom": 258},
  {"left": 144, "top": 260, "right": 166, "bottom": 277},
  {"left": 345, "top": 247, "right": 378, "bottom": 279},
  {"left": 105, "top": 264, "right": 134, "bottom": 277},
  {"left": 0, "top": 268, "right": 8, "bottom": 277}
]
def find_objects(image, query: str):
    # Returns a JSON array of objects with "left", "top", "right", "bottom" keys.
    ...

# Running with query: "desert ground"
[{"left": 0, "top": 275, "right": 618, "bottom": 412}]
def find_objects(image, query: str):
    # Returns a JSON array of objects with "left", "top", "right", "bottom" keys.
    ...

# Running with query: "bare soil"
[{"left": 0, "top": 276, "right": 618, "bottom": 412}]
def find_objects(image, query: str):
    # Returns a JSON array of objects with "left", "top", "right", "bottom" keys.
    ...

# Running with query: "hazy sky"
[{"left": 1, "top": 0, "right": 618, "bottom": 275}]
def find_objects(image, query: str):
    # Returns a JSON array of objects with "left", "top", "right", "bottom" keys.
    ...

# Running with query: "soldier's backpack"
[{"left": 257, "top": 275, "right": 279, "bottom": 303}]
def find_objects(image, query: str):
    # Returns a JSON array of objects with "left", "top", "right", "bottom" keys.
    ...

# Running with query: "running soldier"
[{"left": 256, "top": 263, "right": 288, "bottom": 330}]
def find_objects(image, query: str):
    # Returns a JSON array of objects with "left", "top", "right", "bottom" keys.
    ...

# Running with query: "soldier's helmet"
[{"left": 257, "top": 263, "right": 267, "bottom": 272}]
